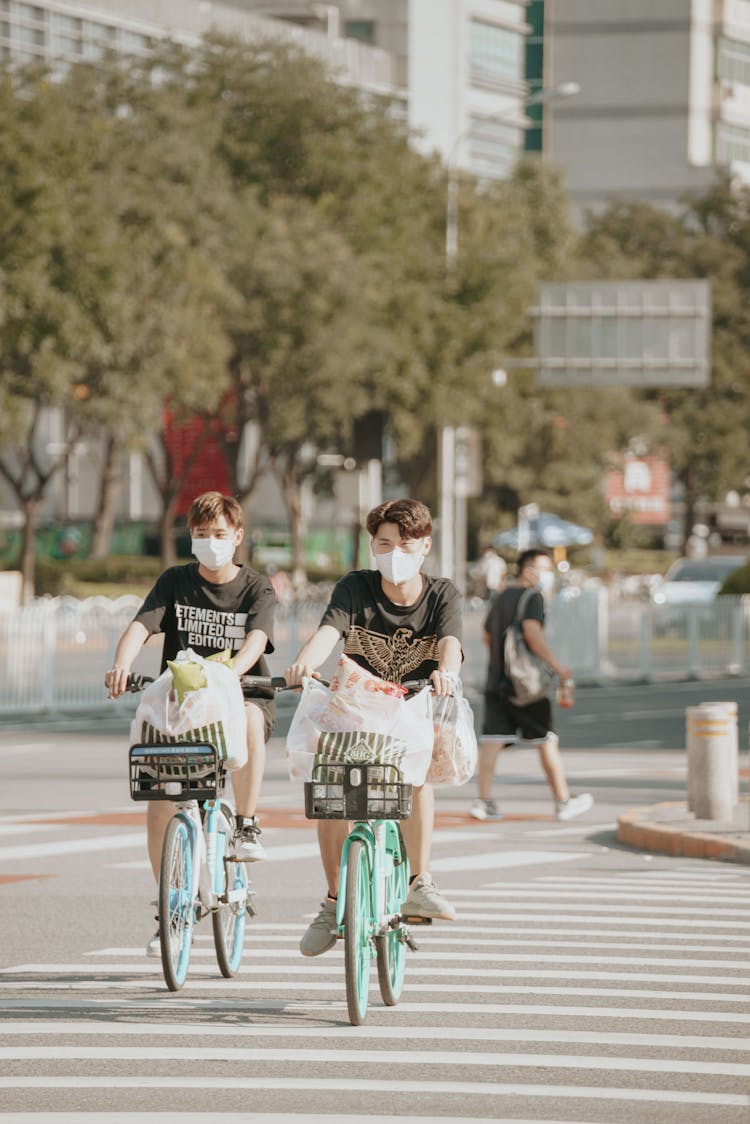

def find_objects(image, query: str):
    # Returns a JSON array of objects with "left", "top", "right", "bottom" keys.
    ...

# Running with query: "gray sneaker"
[
  {"left": 146, "top": 929, "right": 160, "bottom": 959},
  {"left": 556, "top": 792, "right": 594, "bottom": 820},
  {"left": 231, "top": 817, "right": 267, "bottom": 862},
  {"left": 400, "top": 873, "right": 456, "bottom": 921},
  {"left": 300, "top": 898, "right": 338, "bottom": 957},
  {"left": 470, "top": 797, "right": 503, "bottom": 821}
]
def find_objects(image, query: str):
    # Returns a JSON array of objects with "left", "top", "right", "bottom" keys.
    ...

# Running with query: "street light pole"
[{"left": 438, "top": 81, "right": 580, "bottom": 589}]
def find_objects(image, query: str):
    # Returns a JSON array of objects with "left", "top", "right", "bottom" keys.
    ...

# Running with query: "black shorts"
[
  {"left": 244, "top": 696, "right": 275, "bottom": 742},
  {"left": 481, "top": 690, "right": 555, "bottom": 744}
]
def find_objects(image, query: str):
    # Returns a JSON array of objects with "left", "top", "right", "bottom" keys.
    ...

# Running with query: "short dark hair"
[
  {"left": 366, "top": 498, "right": 432, "bottom": 539},
  {"left": 187, "top": 492, "right": 244, "bottom": 531},
  {"left": 517, "top": 547, "right": 550, "bottom": 574}
]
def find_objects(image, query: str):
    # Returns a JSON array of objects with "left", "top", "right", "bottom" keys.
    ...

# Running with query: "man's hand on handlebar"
[
  {"left": 104, "top": 665, "right": 131, "bottom": 699},
  {"left": 430, "top": 669, "right": 458, "bottom": 697},
  {"left": 283, "top": 663, "right": 321, "bottom": 688}
]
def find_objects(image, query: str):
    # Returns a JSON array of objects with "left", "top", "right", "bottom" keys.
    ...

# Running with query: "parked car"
[{"left": 651, "top": 556, "right": 747, "bottom": 607}]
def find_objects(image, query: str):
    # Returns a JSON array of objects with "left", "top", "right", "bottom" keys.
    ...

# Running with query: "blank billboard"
[{"left": 532, "top": 280, "right": 711, "bottom": 387}]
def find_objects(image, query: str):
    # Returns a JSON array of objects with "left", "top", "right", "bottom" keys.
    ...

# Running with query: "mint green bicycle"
[{"left": 303, "top": 686, "right": 428, "bottom": 1027}]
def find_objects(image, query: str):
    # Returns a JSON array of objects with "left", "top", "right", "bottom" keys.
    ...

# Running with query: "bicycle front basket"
[
  {"left": 129, "top": 743, "right": 224, "bottom": 802},
  {"left": 304, "top": 761, "right": 412, "bottom": 821}
]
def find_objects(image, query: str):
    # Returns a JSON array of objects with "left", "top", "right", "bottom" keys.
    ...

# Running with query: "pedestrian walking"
[
  {"left": 471, "top": 547, "right": 593, "bottom": 822},
  {"left": 474, "top": 545, "right": 507, "bottom": 600}
]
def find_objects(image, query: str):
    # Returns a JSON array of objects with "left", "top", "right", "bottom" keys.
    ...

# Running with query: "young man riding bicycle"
[
  {"left": 105, "top": 491, "right": 276, "bottom": 956},
  {"left": 284, "top": 497, "right": 462, "bottom": 956}
]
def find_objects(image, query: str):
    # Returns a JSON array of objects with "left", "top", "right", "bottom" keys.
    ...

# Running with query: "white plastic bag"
[
  {"left": 427, "top": 681, "right": 478, "bottom": 786},
  {"left": 130, "top": 649, "right": 248, "bottom": 769},
  {"left": 285, "top": 655, "right": 434, "bottom": 785}
]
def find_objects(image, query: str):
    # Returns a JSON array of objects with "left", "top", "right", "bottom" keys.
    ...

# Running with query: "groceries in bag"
[
  {"left": 285, "top": 654, "right": 434, "bottom": 785},
  {"left": 427, "top": 680, "right": 477, "bottom": 786},
  {"left": 130, "top": 649, "right": 248, "bottom": 771}
]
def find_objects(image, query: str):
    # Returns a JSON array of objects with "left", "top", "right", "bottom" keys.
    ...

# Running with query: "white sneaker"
[
  {"left": 469, "top": 798, "right": 502, "bottom": 821},
  {"left": 146, "top": 930, "right": 160, "bottom": 959},
  {"left": 400, "top": 874, "right": 456, "bottom": 921},
  {"left": 556, "top": 793, "right": 594, "bottom": 820}
]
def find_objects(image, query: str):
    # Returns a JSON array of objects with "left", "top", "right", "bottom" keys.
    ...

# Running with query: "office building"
[{"left": 539, "top": 0, "right": 750, "bottom": 212}]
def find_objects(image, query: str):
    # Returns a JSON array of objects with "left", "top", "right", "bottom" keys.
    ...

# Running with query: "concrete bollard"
[
  {"left": 686, "top": 703, "right": 737, "bottom": 821},
  {"left": 700, "top": 701, "right": 738, "bottom": 807}
]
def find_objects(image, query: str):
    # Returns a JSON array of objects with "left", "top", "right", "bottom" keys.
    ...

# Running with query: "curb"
[{"left": 617, "top": 801, "right": 750, "bottom": 865}]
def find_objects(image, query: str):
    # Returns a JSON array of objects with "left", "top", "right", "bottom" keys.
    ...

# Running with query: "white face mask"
[
  {"left": 191, "top": 536, "right": 236, "bottom": 571},
  {"left": 374, "top": 544, "right": 426, "bottom": 586},
  {"left": 538, "top": 570, "right": 555, "bottom": 594}
]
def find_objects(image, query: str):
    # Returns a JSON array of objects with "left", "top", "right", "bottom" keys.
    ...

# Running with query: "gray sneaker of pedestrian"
[
  {"left": 400, "top": 873, "right": 456, "bottom": 921},
  {"left": 556, "top": 792, "right": 594, "bottom": 820},
  {"left": 300, "top": 898, "right": 338, "bottom": 957},
  {"left": 470, "top": 797, "right": 503, "bottom": 821}
]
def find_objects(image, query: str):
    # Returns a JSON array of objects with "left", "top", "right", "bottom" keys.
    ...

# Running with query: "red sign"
[
  {"left": 604, "top": 455, "right": 670, "bottom": 525},
  {"left": 163, "top": 411, "right": 232, "bottom": 517}
]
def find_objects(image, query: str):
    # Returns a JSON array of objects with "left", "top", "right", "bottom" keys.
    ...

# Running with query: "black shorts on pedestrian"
[{"left": 482, "top": 690, "right": 555, "bottom": 744}]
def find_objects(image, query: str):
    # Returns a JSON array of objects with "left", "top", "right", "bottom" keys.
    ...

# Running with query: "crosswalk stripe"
[
  {"left": 2, "top": 1046, "right": 750, "bottom": 1077},
  {"left": 0, "top": 833, "right": 145, "bottom": 861},
  {"left": 0, "top": 1076, "right": 746, "bottom": 1105},
  {"left": 1, "top": 979, "right": 747, "bottom": 1001},
  {"left": 3, "top": 1022, "right": 747, "bottom": 1050},
  {"left": 1, "top": 997, "right": 746, "bottom": 1021},
  {"left": 65, "top": 948, "right": 750, "bottom": 968},
  {"left": 447, "top": 888, "right": 750, "bottom": 904},
  {"left": 5, "top": 962, "right": 749, "bottom": 984},
  {"left": 88, "top": 939, "right": 750, "bottom": 956}
]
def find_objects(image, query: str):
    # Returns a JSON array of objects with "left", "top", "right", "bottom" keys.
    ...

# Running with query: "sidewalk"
[{"left": 617, "top": 798, "right": 750, "bottom": 865}]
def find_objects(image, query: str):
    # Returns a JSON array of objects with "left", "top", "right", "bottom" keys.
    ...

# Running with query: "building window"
[
  {"left": 344, "top": 20, "right": 374, "bottom": 44},
  {"left": 718, "top": 36, "right": 750, "bottom": 86},
  {"left": 469, "top": 19, "right": 523, "bottom": 90},
  {"left": 725, "top": 0, "right": 750, "bottom": 36},
  {"left": 468, "top": 113, "right": 520, "bottom": 178},
  {"left": 716, "top": 121, "right": 750, "bottom": 163}
]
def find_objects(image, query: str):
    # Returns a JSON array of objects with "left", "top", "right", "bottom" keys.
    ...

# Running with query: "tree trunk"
[
  {"left": 158, "top": 495, "right": 180, "bottom": 569},
  {"left": 278, "top": 454, "right": 306, "bottom": 588},
  {"left": 19, "top": 495, "right": 42, "bottom": 604},
  {"left": 680, "top": 468, "right": 697, "bottom": 554},
  {"left": 90, "top": 429, "right": 125, "bottom": 560}
]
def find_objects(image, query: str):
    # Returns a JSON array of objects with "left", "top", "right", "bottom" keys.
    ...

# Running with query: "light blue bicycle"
[{"left": 128, "top": 674, "right": 253, "bottom": 991}]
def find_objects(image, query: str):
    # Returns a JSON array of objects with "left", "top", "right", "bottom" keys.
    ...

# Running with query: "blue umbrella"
[{"left": 493, "top": 512, "right": 593, "bottom": 550}]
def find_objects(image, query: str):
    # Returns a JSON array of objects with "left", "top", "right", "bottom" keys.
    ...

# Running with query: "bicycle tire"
[
  {"left": 159, "top": 815, "right": 195, "bottom": 991},
  {"left": 212, "top": 805, "right": 247, "bottom": 978},
  {"left": 343, "top": 837, "right": 371, "bottom": 1026},
  {"left": 375, "top": 829, "right": 408, "bottom": 1005}
]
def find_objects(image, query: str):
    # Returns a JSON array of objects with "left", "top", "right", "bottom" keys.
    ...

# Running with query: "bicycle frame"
[
  {"left": 175, "top": 798, "right": 240, "bottom": 915},
  {"left": 336, "top": 819, "right": 401, "bottom": 938}
]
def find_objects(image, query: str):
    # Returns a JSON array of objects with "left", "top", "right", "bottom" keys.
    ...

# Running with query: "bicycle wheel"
[
  {"left": 159, "top": 815, "right": 195, "bottom": 991},
  {"left": 343, "top": 837, "right": 372, "bottom": 1026},
  {"left": 375, "top": 830, "right": 408, "bottom": 1006},
  {"left": 212, "top": 805, "right": 247, "bottom": 978}
]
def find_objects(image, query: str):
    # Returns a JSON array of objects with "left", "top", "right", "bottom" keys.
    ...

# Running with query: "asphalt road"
[{"left": 1, "top": 680, "right": 749, "bottom": 1122}]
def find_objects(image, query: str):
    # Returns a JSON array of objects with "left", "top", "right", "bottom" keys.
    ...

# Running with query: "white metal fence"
[{"left": 0, "top": 591, "right": 748, "bottom": 714}]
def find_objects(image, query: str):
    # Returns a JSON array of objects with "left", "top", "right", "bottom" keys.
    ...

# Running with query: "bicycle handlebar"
[{"left": 125, "top": 673, "right": 431, "bottom": 694}]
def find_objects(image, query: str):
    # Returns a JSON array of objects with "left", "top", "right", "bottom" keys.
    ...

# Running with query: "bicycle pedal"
[{"left": 401, "top": 913, "right": 433, "bottom": 926}]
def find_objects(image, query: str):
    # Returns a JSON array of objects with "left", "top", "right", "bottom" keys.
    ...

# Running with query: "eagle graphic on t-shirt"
[{"left": 344, "top": 625, "right": 438, "bottom": 681}]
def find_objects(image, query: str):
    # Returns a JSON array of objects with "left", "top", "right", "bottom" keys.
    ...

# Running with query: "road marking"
[
  {"left": 2, "top": 980, "right": 746, "bottom": 998},
  {"left": 442, "top": 910, "right": 750, "bottom": 927},
  {"left": 3, "top": 1045, "right": 750, "bottom": 1077},
  {"left": 447, "top": 888, "right": 750, "bottom": 905},
  {"left": 431, "top": 850, "right": 587, "bottom": 872},
  {"left": 0, "top": 1077, "right": 745, "bottom": 1106},
  {"left": 67, "top": 947, "right": 750, "bottom": 969},
  {"left": 3, "top": 1021, "right": 747, "bottom": 1051},
  {"left": 5, "top": 957, "right": 750, "bottom": 984},
  {"left": 0, "top": 833, "right": 145, "bottom": 862},
  {"left": 0, "top": 997, "right": 747, "bottom": 1020},
  {"left": 88, "top": 938, "right": 750, "bottom": 955}
]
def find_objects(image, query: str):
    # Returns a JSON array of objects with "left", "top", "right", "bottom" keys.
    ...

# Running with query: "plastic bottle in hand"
[{"left": 557, "top": 678, "right": 575, "bottom": 708}]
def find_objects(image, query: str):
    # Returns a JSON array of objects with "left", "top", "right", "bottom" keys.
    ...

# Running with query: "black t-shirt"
[
  {"left": 319, "top": 569, "right": 462, "bottom": 683},
  {"left": 484, "top": 585, "right": 545, "bottom": 694},
  {"left": 134, "top": 563, "right": 276, "bottom": 712}
]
